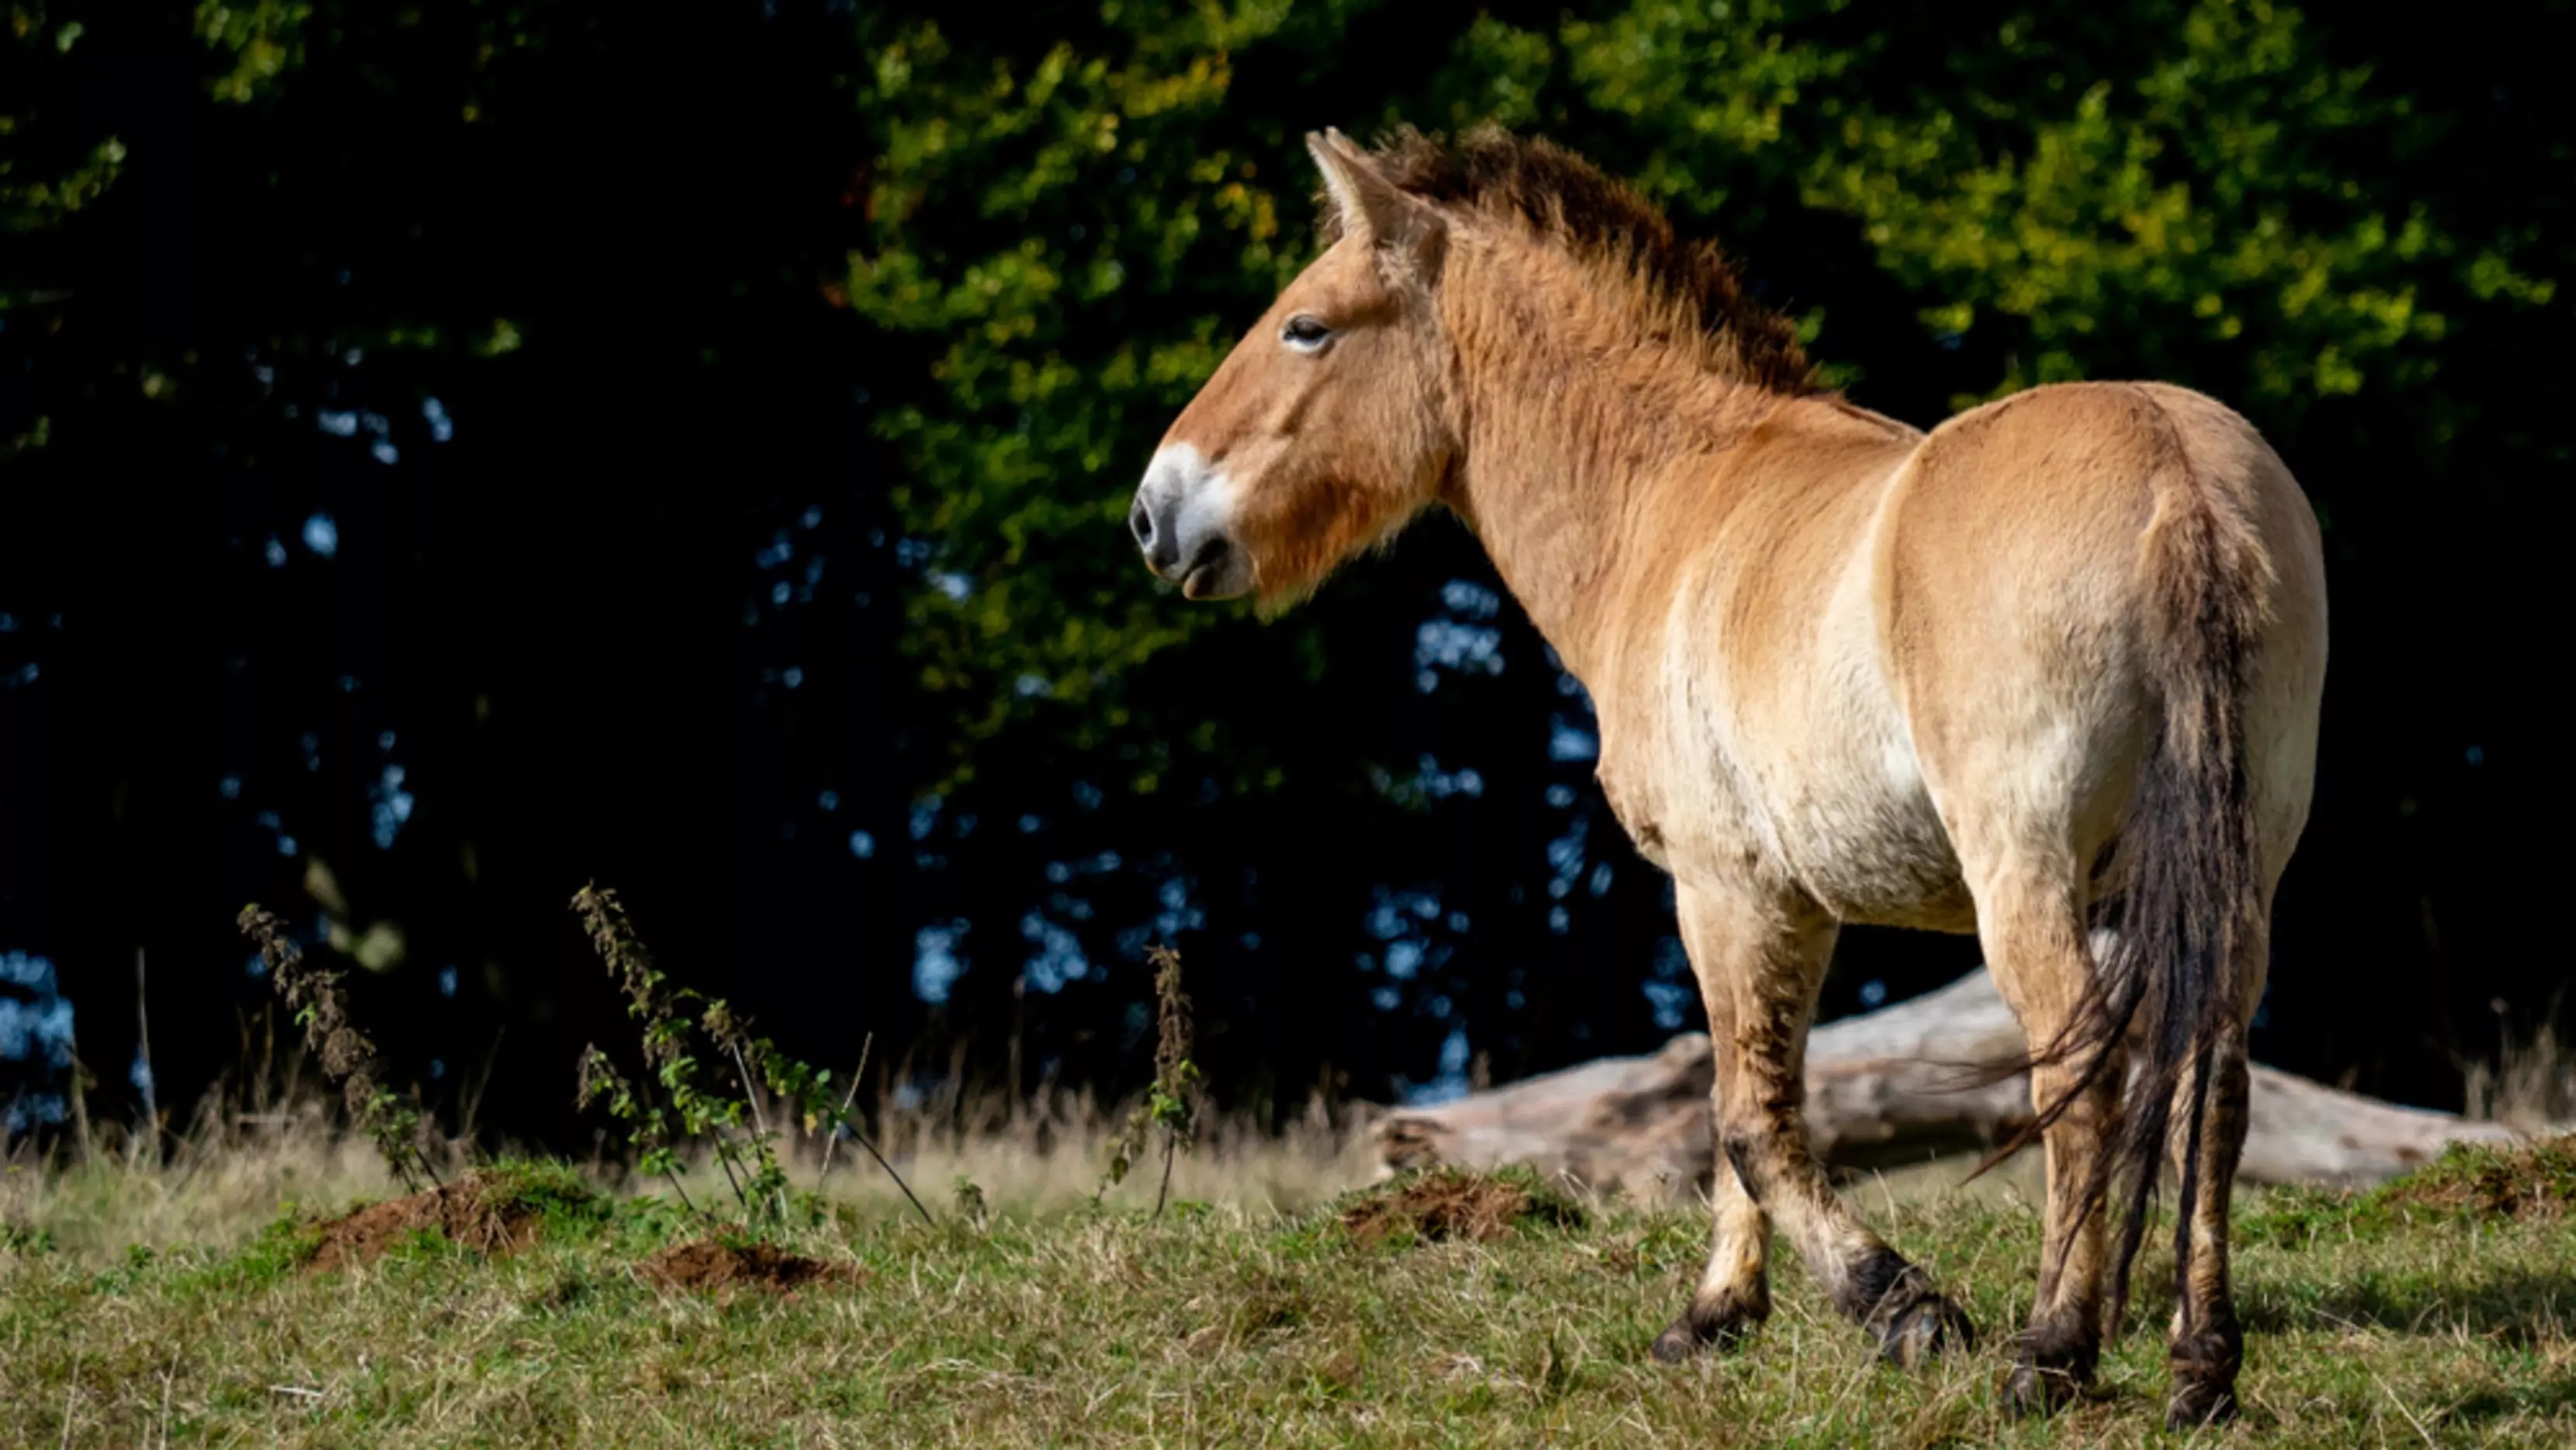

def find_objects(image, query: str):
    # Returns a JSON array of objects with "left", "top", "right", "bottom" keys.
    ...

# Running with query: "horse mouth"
[{"left": 1180, "top": 538, "right": 1237, "bottom": 600}]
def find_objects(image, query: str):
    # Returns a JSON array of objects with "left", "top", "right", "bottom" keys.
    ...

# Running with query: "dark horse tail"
[{"left": 2011, "top": 404, "right": 2274, "bottom": 1338}]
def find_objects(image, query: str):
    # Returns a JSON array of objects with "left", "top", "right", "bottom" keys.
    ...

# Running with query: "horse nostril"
[{"left": 1130, "top": 497, "right": 1156, "bottom": 551}]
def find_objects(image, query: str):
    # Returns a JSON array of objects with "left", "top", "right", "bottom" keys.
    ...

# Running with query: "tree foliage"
[{"left": 2, "top": 0, "right": 2567, "bottom": 1139}]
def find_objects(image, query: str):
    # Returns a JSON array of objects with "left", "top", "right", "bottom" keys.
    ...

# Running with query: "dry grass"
[
  {"left": 0, "top": 1077, "right": 1382, "bottom": 1269},
  {"left": 5, "top": 1127, "right": 2574, "bottom": 1446},
  {"left": 860, "top": 1087, "right": 1378, "bottom": 1220},
  {"left": 7, "top": 1067, "right": 2574, "bottom": 1446},
  {"left": 2466, "top": 1018, "right": 2576, "bottom": 1135},
  {"left": 5, "top": 1099, "right": 415, "bottom": 1264}
]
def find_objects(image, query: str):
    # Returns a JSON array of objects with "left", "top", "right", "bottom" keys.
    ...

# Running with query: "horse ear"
[{"left": 1306, "top": 128, "right": 1444, "bottom": 271}]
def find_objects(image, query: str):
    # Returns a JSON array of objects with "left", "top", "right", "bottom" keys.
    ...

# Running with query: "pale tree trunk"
[{"left": 1375, "top": 969, "right": 2519, "bottom": 1198}]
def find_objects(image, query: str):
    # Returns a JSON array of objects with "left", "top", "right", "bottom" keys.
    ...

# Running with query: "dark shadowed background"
[{"left": 2, "top": 0, "right": 2569, "bottom": 1146}]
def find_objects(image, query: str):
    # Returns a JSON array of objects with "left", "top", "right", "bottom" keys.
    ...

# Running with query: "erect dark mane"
[{"left": 1337, "top": 126, "right": 1819, "bottom": 396}]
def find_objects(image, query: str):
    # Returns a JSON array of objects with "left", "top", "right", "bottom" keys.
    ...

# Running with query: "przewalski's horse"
[{"left": 1128, "top": 127, "right": 2325, "bottom": 1427}]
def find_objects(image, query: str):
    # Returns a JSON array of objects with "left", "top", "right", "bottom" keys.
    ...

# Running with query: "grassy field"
[{"left": 5, "top": 1123, "right": 2572, "bottom": 1448}]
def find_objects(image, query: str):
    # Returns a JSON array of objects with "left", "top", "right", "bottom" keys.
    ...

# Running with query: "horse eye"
[{"left": 1281, "top": 315, "right": 1332, "bottom": 351}]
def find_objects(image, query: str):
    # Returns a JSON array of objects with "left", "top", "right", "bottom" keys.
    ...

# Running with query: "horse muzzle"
[{"left": 1131, "top": 443, "right": 1253, "bottom": 600}]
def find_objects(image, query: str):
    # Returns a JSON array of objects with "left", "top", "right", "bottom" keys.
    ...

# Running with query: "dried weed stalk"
[
  {"left": 1102, "top": 944, "right": 1201, "bottom": 1216},
  {"left": 236, "top": 904, "right": 441, "bottom": 1193}
]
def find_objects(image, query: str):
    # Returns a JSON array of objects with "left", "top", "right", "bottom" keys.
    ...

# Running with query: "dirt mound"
[
  {"left": 310, "top": 1174, "right": 548, "bottom": 1272},
  {"left": 638, "top": 1238, "right": 867, "bottom": 1295},
  {"left": 1340, "top": 1168, "right": 1583, "bottom": 1246},
  {"left": 2387, "top": 1133, "right": 2576, "bottom": 1222}
]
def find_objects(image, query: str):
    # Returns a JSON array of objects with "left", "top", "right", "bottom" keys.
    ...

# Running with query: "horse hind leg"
[
  {"left": 2165, "top": 961, "right": 2261, "bottom": 1430},
  {"left": 1974, "top": 884, "right": 2122, "bottom": 1416},
  {"left": 1667, "top": 882, "right": 1973, "bottom": 1368}
]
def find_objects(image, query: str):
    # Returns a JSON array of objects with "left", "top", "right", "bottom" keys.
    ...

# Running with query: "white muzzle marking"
[{"left": 1132, "top": 443, "right": 1252, "bottom": 600}]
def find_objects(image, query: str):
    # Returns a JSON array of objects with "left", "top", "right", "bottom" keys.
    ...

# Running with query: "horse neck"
[{"left": 1437, "top": 240, "right": 1789, "bottom": 677}]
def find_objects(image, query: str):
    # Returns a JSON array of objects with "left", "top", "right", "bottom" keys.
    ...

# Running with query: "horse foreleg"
[
  {"left": 1670, "top": 881, "right": 1974, "bottom": 1368},
  {"left": 1653, "top": 967, "right": 1771, "bottom": 1361},
  {"left": 1652, "top": 1139, "right": 1772, "bottom": 1359}
]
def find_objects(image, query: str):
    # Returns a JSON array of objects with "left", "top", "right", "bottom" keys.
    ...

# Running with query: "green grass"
[{"left": 5, "top": 1139, "right": 2573, "bottom": 1447}]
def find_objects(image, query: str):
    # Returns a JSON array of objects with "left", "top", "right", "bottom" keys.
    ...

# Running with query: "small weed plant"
[
  {"left": 1101, "top": 944, "right": 1201, "bottom": 1215},
  {"left": 572, "top": 883, "right": 927, "bottom": 1227}
]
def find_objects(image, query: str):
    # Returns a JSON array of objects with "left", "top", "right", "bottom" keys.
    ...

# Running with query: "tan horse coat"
[{"left": 1130, "top": 127, "right": 2326, "bottom": 1427}]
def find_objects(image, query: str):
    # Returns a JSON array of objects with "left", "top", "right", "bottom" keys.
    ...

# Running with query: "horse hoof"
[
  {"left": 2168, "top": 1326, "right": 2243, "bottom": 1429},
  {"left": 1876, "top": 1295, "right": 1976, "bottom": 1370},
  {"left": 2165, "top": 1377, "right": 2239, "bottom": 1431},
  {"left": 2004, "top": 1359, "right": 2087, "bottom": 1417},
  {"left": 2004, "top": 1325, "right": 2098, "bottom": 1417},
  {"left": 1651, "top": 1299, "right": 1764, "bottom": 1362},
  {"left": 1650, "top": 1320, "right": 1704, "bottom": 1363}
]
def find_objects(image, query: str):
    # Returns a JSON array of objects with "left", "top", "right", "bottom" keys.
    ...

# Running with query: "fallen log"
[{"left": 1375, "top": 968, "right": 2518, "bottom": 1198}]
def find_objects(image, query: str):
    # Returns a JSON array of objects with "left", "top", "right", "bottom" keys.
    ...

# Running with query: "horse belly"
[
  {"left": 1634, "top": 523, "right": 1977, "bottom": 932},
  {"left": 1618, "top": 684, "right": 1975, "bottom": 930},
  {"left": 1768, "top": 735, "right": 1976, "bottom": 932},
  {"left": 1744, "top": 529, "right": 1974, "bottom": 930}
]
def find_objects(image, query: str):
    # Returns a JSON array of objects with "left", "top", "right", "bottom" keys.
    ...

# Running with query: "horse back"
[{"left": 1592, "top": 382, "right": 2323, "bottom": 927}]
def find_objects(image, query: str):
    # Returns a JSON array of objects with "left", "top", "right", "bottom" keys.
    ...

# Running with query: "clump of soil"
[
  {"left": 2386, "top": 1134, "right": 2576, "bottom": 1222},
  {"left": 309, "top": 1173, "right": 550, "bottom": 1272},
  {"left": 638, "top": 1238, "right": 867, "bottom": 1295},
  {"left": 1339, "top": 1167, "right": 1584, "bottom": 1246}
]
